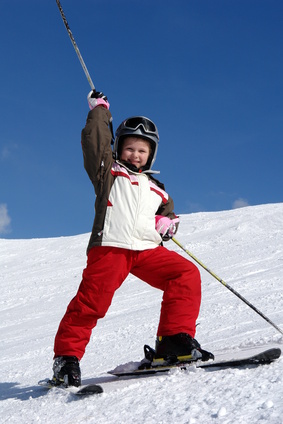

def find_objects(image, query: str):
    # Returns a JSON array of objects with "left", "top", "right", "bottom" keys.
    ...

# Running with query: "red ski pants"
[{"left": 54, "top": 245, "right": 201, "bottom": 360}]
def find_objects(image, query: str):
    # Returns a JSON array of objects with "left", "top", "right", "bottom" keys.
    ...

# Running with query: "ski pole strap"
[
  {"left": 56, "top": 0, "right": 95, "bottom": 90},
  {"left": 172, "top": 237, "right": 283, "bottom": 336},
  {"left": 109, "top": 118, "right": 115, "bottom": 145}
]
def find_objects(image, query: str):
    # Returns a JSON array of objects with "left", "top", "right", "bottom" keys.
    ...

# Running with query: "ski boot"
[
  {"left": 51, "top": 356, "right": 81, "bottom": 387},
  {"left": 153, "top": 333, "right": 214, "bottom": 365}
]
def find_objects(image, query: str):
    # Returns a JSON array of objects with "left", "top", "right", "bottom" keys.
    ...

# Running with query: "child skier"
[{"left": 51, "top": 90, "right": 213, "bottom": 387}]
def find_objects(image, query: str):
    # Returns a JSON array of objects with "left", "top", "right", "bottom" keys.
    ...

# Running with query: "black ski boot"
[
  {"left": 51, "top": 356, "right": 81, "bottom": 387},
  {"left": 155, "top": 333, "right": 214, "bottom": 362}
]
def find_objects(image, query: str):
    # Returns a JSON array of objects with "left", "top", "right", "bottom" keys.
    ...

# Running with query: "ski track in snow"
[{"left": 1, "top": 203, "right": 283, "bottom": 423}]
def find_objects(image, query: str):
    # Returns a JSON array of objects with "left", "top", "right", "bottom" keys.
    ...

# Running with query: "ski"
[
  {"left": 38, "top": 379, "right": 103, "bottom": 396},
  {"left": 109, "top": 346, "right": 281, "bottom": 377},
  {"left": 38, "top": 346, "right": 281, "bottom": 392}
]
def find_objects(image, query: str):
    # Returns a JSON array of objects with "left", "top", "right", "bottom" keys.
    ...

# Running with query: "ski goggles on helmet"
[{"left": 122, "top": 117, "right": 159, "bottom": 139}]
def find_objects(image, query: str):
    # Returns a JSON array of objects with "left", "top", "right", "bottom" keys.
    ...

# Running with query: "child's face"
[{"left": 120, "top": 137, "right": 151, "bottom": 169}]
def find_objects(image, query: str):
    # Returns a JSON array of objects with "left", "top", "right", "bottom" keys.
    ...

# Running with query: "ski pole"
[
  {"left": 55, "top": 0, "right": 95, "bottom": 90},
  {"left": 172, "top": 237, "right": 283, "bottom": 336},
  {"left": 55, "top": 2, "right": 115, "bottom": 145}
]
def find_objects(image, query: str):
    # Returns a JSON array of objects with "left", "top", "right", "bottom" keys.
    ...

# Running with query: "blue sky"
[{"left": 1, "top": 0, "right": 282, "bottom": 239}]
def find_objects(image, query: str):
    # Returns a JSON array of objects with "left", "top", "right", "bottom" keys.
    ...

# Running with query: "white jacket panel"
[{"left": 101, "top": 163, "right": 168, "bottom": 250}]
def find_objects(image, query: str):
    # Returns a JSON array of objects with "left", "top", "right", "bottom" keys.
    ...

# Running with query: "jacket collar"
[{"left": 116, "top": 160, "right": 160, "bottom": 175}]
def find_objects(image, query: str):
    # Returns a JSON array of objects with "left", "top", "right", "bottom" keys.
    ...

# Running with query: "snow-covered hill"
[{"left": 1, "top": 203, "right": 283, "bottom": 423}]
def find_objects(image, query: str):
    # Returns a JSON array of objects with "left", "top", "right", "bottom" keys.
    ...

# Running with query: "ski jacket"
[{"left": 81, "top": 106, "right": 177, "bottom": 253}]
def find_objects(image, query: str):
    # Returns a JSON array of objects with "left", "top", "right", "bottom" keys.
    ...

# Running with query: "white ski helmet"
[{"left": 113, "top": 116, "right": 159, "bottom": 170}]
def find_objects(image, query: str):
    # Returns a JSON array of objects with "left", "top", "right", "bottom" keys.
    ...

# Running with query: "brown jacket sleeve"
[
  {"left": 156, "top": 194, "right": 177, "bottom": 220},
  {"left": 81, "top": 106, "right": 113, "bottom": 195},
  {"left": 150, "top": 175, "right": 177, "bottom": 220},
  {"left": 149, "top": 175, "right": 179, "bottom": 240}
]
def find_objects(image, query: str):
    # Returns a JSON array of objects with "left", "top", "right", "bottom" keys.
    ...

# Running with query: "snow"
[{"left": 1, "top": 203, "right": 283, "bottom": 423}]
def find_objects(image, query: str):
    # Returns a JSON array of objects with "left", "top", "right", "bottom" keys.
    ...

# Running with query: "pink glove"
[
  {"left": 155, "top": 215, "right": 179, "bottom": 239},
  {"left": 87, "top": 90, "right": 110, "bottom": 110}
]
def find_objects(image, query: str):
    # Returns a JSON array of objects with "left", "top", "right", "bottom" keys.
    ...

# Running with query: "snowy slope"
[{"left": 1, "top": 203, "right": 283, "bottom": 424}]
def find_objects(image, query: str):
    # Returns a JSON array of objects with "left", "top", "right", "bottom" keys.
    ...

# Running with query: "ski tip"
[
  {"left": 76, "top": 384, "right": 103, "bottom": 395},
  {"left": 38, "top": 379, "right": 103, "bottom": 395},
  {"left": 263, "top": 347, "right": 281, "bottom": 361},
  {"left": 38, "top": 379, "right": 53, "bottom": 387}
]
